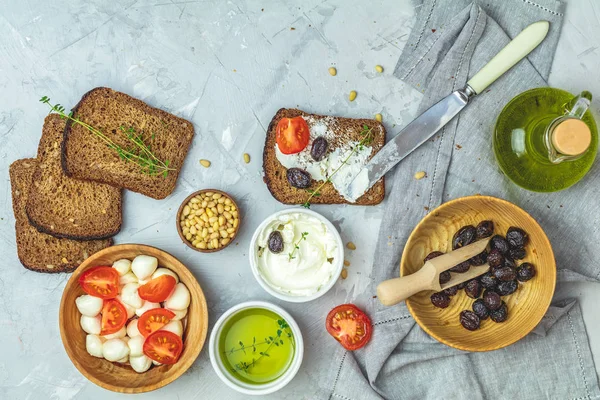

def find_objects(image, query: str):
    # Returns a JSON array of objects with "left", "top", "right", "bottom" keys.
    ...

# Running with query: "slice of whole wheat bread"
[
  {"left": 62, "top": 87, "right": 195, "bottom": 199},
  {"left": 263, "top": 108, "right": 385, "bottom": 205},
  {"left": 10, "top": 159, "right": 113, "bottom": 273},
  {"left": 26, "top": 114, "right": 122, "bottom": 240}
]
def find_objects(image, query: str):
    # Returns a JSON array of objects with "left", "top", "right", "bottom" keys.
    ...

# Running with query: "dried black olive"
[
  {"left": 450, "top": 261, "right": 470, "bottom": 273},
  {"left": 267, "top": 231, "right": 284, "bottom": 253},
  {"left": 439, "top": 270, "right": 451, "bottom": 285},
  {"left": 424, "top": 251, "right": 444, "bottom": 263},
  {"left": 490, "top": 235, "right": 510, "bottom": 255},
  {"left": 496, "top": 280, "right": 518, "bottom": 296},
  {"left": 504, "top": 257, "right": 517, "bottom": 269},
  {"left": 489, "top": 301, "right": 508, "bottom": 323},
  {"left": 310, "top": 136, "right": 328, "bottom": 161},
  {"left": 483, "top": 290, "right": 502, "bottom": 311},
  {"left": 493, "top": 266, "right": 516, "bottom": 282},
  {"left": 479, "top": 272, "right": 498, "bottom": 289},
  {"left": 473, "top": 299, "right": 490, "bottom": 320},
  {"left": 516, "top": 262, "right": 536, "bottom": 282},
  {"left": 506, "top": 227, "right": 529, "bottom": 248},
  {"left": 508, "top": 248, "right": 526, "bottom": 260},
  {"left": 476, "top": 220, "right": 494, "bottom": 239},
  {"left": 452, "top": 225, "right": 477, "bottom": 249},
  {"left": 443, "top": 285, "right": 459, "bottom": 296},
  {"left": 465, "top": 279, "right": 482, "bottom": 299},
  {"left": 460, "top": 310, "right": 481, "bottom": 331},
  {"left": 430, "top": 292, "right": 451, "bottom": 308},
  {"left": 457, "top": 281, "right": 467, "bottom": 290},
  {"left": 487, "top": 249, "right": 505, "bottom": 269},
  {"left": 469, "top": 251, "right": 488, "bottom": 266},
  {"left": 286, "top": 168, "right": 311, "bottom": 189}
]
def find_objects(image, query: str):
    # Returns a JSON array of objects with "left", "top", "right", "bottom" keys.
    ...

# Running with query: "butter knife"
[{"left": 340, "top": 21, "right": 550, "bottom": 202}]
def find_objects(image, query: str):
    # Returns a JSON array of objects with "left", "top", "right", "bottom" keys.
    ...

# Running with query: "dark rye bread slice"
[
  {"left": 26, "top": 114, "right": 122, "bottom": 240},
  {"left": 10, "top": 159, "right": 112, "bottom": 273},
  {"left": 62, "top": 87, "right": 194, "bottom": 199},
  {"left": 263, "top": 108, "right": 385, "bottom": 205}
]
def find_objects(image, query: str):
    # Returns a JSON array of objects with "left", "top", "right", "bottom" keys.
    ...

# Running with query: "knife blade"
[{"left": 339, "top": 20, "right": 550, "bottom": 202}]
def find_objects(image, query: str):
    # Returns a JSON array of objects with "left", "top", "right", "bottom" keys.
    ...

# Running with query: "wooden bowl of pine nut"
[{"left": 177, "top": 189, "right": 240, "bottom": 253}]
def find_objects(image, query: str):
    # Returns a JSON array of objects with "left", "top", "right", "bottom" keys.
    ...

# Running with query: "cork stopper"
[{"left": 551, "top": 118, "right": 591, "bottom": 156}]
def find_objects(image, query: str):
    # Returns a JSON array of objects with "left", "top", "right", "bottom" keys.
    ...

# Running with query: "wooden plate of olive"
[{"left": 400, "top": 195, "right": 556, "bottom": 352}]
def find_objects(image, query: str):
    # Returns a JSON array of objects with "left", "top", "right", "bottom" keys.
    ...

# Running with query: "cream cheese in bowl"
[{"left": 249, "top": 209, "right": 344, "bottom": 302}]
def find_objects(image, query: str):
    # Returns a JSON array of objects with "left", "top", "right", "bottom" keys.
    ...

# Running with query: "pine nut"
[
  {"left": 185, "top": 220, "right": 191, "bottom": 227},
  {"left": 227, "top": 227, "right": 235, "bottom": 233},
  {"left": 328, "top": 67, "right": 337, "bottom": 76},
  {"left": 210, "top": 232, "right": 220, "bottom": 239},
  {"left": 202, "top": 228, "right": 208, "bottom": 238},
  {"left": 341, "top": 269, "right": 348, "bottom": 279},
  {"left": 208, "top": 227, "right": 214, "bottom": 234},
  {"left": 375, "top": 65, "right": 384, "bottom": 73},
  {"left": 217, "top": 204, "right": 224, "bottom": 213},
  {"left": 208, "top": 201, "right": 215, "bottom": 208},
  {"left": 200, "top": 159, "right": 211, "bottom": 167},
  {"left": 186, "top": 233, "right": 192, "bottom": 240},
  {"left": 209, "top": 216, "right": 218, "bottom": 224},
  {"left": 233, "top": 218, "right": 239, "bottom": 228},
  {"left": 183, "top": 206, "right": 190, "bottom": 216},
  {"left": 206, "top": 209, "right": 214, "bottom": 218},
  {"left": 198, "top": 242, "right": 207, "bottom": 249},
  {"left": 212, "top": 193, "right": 222, "bottom": 200},
  {"left": 195, "top": 242, "right": 204, "bottom": 249},
  {"left": 202, "top": 201, "right": 208, "bottom": 208},
  {"left": 344, "top": 260, "right": 350, "bottom": 266},
  {"left": 223, "top": 211, "right": 232, "bottom": 219},
  {"left": 225, "top": 199, "right": 232, "bottom": 205},
  {"left": 349, "top": 90, "right": 357, "bottom": 101},
  {"left": 212, "top": 238, "right": 219, "bottom": 248},
  {"left": 205, "top": 191, "right": 214, "bottom": 197},
  {"left": 217, "top": 197, "right": 225, "bottom": 204},
  {"left": 243, "top": 153, "right": 251, "bottom": 163},
  {"left": 414, "top": 171, "right": 426, "bottom": 180},
  {"left": 375, "top": 113, "right": 382, "bottom": 122},
  {"left": 213, "top": 221, "right": 220, "bottom": 231},
  {"left": 182, "top": 227, "right": 189, "bottom": 235},
  {"left": 347, "top": 241, "right": 357, "bottom": 250},
  {"left": 221, "top": 238, "right": 230, "bottom": 246},
  {"left": 207, "top": 243, "right": 214, "bottom": 250},
  {"left": 190, "top": 226, "right": 197, "bottom": 235},
  {"left": 218, "top": 216, "right": 225, "bottom": 226},
  {"left": 190, "top": 198, "right": 199, "bottom": 204}
]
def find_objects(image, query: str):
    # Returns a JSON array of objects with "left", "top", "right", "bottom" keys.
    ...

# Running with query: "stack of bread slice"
[{"left": 10, "top": 87, "right": 194, "bottom": 273}]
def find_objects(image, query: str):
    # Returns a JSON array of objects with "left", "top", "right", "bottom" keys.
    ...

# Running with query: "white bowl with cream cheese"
[{"left": 249, "top": 209, "right": 344, "bottom": 302}]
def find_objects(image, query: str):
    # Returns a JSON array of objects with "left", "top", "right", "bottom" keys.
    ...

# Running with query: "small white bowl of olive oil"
[{"left": 208, "top": 301, "right": 304, "bottom": 395}]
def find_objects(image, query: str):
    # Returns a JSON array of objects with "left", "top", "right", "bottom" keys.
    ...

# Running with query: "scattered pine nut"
[
  {"left": 328, "top": 67, "right": 337, "bottom": 76},
  {"left": 346, "top": 241, "right": 356, "bottom": 250},
  {"left": 341, "top": 269, "right": 348, "bottom": 279},
  {"left": 375, "top": 113, "right": 382, "bottom": 122},
  {"left": 375, "top": 65, "right": 384, "bottom": 73},
  {"left": 243, "top": 153, "right": 251, "bottom": 163},
  {"left": 414, "top": 171, "right": 427, "bottom": 180},
  {"left": 349, "top": 90, "right": 357, "bottom": 102},
  {"left": 200, "top": 159, "right": 211, "bottom": 168},
  {"left": 344, "top": 260, "right": 350, "bottom": 267}
]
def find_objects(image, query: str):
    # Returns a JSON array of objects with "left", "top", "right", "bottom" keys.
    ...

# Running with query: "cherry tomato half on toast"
[
  {"left": 138, "top": 275, "right": 177, "bottom": 303},
  {"left": 143, "top": 330, "right": 183, "bottom": 365},
  {"left": 100, "top": 299, "right": 128, "bottom": 335},
  {"left": 325, "top": 304, "right": 372, "bottom": 351},
  {"left": 78, "top": 266, "right": 120, "bottom": 299},
  {"left": 138, "top": 308, "right": 176, "bottom": 338},
  {"left": 276, "top": 116, "right": 310, "bottom": 154}
]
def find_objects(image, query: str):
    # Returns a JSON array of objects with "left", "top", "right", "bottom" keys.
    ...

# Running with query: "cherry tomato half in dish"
[
  {"left": 100, "top": 299, "right": 128, "bottom": 335},
  {"left": 325, "top": 304, "right": 372, "bottom": 351},
  {"left": 276, "top": 116, "right": 310, "bottom": 154},
  {"left": 138, "top": 308, "right": 176, "bottom": 338},
  {"left": 78, "top": 266, "right": 120, "bottom": 299},
  {"left": 138, "top": 275, "right": 177, "bottom": 303},
  {"left": 143, "top": 330, "right": 183, "bottom": 365}
]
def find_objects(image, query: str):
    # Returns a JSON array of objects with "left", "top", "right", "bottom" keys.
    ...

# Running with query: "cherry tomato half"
[
  {"left": 138, "top": 275, "right": 177, "bottom": 303},
  {"left": 78, "top": 266, "right": 120, "bottom": 299},
  {"left": 143, "top": 330, "right": 183, "bottom": 365},
  {"left": 276, "top": 116, "right": 310, "bottom": 154},
  {"left": 138, "top": 308, "right": 176, "bottom": 338},
  {"left": 325, "top": 304, "right": 372, "bottom": 351},
  {"left": 100, "top": 299, "right": 128, "bottom": 335}
]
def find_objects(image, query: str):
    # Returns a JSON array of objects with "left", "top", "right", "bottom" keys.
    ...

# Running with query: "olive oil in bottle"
[{"left": 494, "top": 88, "right": 597, "bottom": 192}]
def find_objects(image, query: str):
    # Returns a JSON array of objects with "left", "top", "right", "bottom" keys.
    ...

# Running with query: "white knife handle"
[{"left": 467, "top": 21, "right": 549, "bottom": 95}]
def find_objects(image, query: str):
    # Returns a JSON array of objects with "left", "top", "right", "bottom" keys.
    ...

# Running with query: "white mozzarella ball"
[
  {"left": 121, "top": 283, "right": 143, "bottom": 309},
  {"left": 164, "top": 283, "right": 190, "bottom": 310},
  {"left": 75, "top": 295, "right": 103, "bottom": 317},
  {"left": 102, "top": 326, "right": 127, "bottom": 340},
  {"left": 102, "top": 338, "right": 130, "bottom": 362},
  {"left": 160, "top": 320, "right": 183, "bottom": 337},
  {"left": 135, "top": 301, "right": 160, "bottom": 317},
  {"left": 112, "top": 259, "right": 132, "bottom": 276},
  {"left": 167, "top": 307, "right": 188, "bottom": 321},
  {"left": 131, "top": 255, "right": 158, "bottom": 281},
  {"left": 152, "top": 268, "right": 180, "bottom": 284},
  {"left": 152, "top": 359, "right": 163, "bottom": 366},
  {"left": 116, "top": 296, "right": 136, "bottom": 319},
  {"left": 128, "top": 335, "right": 145, "bottom": 357},
  {"left": 130, "top": 355, "right": 153, "bottom": 373},
  {"left": 80, "top": 315, "right": 101, "bottom": 335},
  {"left": 86, "top": 335, "right": 104, "bottom": 358},
  {"left": 119, "top": 271, "right": 138, "bottom": 286},
  {"left": 127, "top": 318, "right": 141, "bottom": 337}
]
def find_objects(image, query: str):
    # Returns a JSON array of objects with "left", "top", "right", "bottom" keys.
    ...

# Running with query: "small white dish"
[
  {"left": 248, "top": 208, "right": 344, "bottom": 303},
  {"left": 208, "top": 301, "right": 304, "bottom": 396}
]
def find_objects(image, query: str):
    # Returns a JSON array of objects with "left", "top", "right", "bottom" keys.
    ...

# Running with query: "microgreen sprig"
[
  {"left": 39, "top": 96, "right": 175, "bottom": 177},
  {"left": 302, "top": 125, "right": 374, "bottom": 208},
  {"left": 288, "top": 232, "right": 308, "bottom": 261}
]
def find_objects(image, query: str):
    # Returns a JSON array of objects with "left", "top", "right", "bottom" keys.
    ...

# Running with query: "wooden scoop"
[{"left": 377, "top": 238, "right": 491, "bottom": 306}]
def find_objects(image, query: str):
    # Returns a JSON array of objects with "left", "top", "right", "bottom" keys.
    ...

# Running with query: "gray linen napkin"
[{"left": 319, "top": 1, "right": 600, "bottom": 399}]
